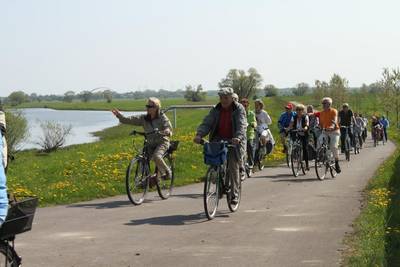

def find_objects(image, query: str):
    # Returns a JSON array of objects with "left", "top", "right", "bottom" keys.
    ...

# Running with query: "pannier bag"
[{"left": 203, "top": 142, "right": 228, "bottom": 166}]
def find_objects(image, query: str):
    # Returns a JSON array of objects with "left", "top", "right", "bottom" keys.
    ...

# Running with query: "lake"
[{"left": 18, "top": 108, "right": 143, "bottom": 150}]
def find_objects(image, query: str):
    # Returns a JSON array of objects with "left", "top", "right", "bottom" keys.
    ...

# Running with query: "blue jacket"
[
  {"left": 278, "top": 111, "right": 296, "bottom": 132},
  {"left": 0, "top": 131, "right": 8, "bottom": 224},
  {"left": 379, "top": 119, "right": 389, "bottom": 128}
]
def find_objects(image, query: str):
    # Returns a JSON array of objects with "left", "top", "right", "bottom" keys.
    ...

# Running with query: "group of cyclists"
[{"left": 111, "top": 88, "right": 391, "bottom": 208}]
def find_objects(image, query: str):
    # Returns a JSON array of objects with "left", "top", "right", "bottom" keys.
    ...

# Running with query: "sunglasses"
[{"left": 145, "top": 105, "right": 156, "bottom": 109}]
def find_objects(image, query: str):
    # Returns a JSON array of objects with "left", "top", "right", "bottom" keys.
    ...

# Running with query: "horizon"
[{"left": 1, "top": 0, "right": 400, "bottom": 96}]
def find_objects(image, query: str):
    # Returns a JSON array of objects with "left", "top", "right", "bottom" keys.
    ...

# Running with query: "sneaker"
[{"left": 335, "top": 161, "right": 341, "bottom": 173}]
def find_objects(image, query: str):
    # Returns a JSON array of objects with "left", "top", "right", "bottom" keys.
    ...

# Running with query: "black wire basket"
[{"left": 0, "top": 197, "right": 39, "bottom": 240}]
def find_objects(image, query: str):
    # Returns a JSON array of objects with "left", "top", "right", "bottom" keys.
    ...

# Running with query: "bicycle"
[
  {"left": 340, "top": 126, "right": 352, "bottom": 161},
  {"left": 372, "top": 125, "right": 384, "bottom": 147},
  {"left": 315, "top": 130, "right": 337, "bottom": 180},
  {"left": 0, "top": 196, "right": 38, "bottom": 267},
  {"left": 289, "top": 130, "right": 306, "bottom": 177},
  {"left": 125, "top": 129, "right": 179, "bottom": 205},
  {"left": 200, "top": 140, "right": 241, "bottom": 220}
]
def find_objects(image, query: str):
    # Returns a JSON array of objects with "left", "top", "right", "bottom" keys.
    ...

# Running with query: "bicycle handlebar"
[
  {"left": 129, "top": 129, "right": 168, "bottom": 137},
  {"left": 199, "top": 139, "right": 238, "bottom": 147}
]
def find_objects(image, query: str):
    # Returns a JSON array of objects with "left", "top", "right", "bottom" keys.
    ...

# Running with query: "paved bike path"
[{"left": 17, "top": 139, "right": 395, "bottom": 267}]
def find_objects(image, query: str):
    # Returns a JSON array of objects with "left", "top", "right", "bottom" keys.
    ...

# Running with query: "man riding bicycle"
[
  {"left": 338, "top": 103, "right": 355, "bottom": 153},
  {"left": 288, "top": 104, "right": 310, "bottom": 170},
  {"left": 318, "top": 97, "right": 341, "bottom": 173},
  {"left": 278, "top": 103, "right": 296, "bottom": 153},
  {"left": 193, "top": 88, "right": 247, "bottom": 205},
  {"left": 112, "top": 97, "right": 173, "bottom": 181}
]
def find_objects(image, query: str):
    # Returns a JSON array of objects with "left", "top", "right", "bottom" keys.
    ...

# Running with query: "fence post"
[{"left": 173, "top": 108, "right": 177, "bottom": 128}]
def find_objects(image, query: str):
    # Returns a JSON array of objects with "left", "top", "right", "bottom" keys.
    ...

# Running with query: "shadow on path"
[
  {"left": 172, "top": 193, "right": 203, "bottom": 199},
  {"left": 68, "top": 200, "right": 133, "bottom": 209},
  {"left": 125, "top": 212, "right": 215, "bottom": 226}
]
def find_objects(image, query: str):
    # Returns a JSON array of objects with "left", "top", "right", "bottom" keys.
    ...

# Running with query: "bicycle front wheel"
[
  {"left": 291, "top": 147, "right": 302, "bottom": 177},
  {"left": 227, "top": 180, "right": 241, "bottom": 212},
  {"left": 315, "top": 148, "right": 328, "bottom": 180},
  {"left": 156, "top": 155, "right": 175, "bottom": 200},
  {"left": 0, "top": 242, "right": 19, "bottom": 267},
  {"left": 204, "top": 166, "right": 220, "bottom": 220},
  {"left": 126, "top": 157, "right": 149, "bottom": 205}
]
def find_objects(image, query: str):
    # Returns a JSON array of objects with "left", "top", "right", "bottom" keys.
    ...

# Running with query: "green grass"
[
  {"left": 5, "top": 97, "right": 286, "bottom": 206},
  {"left": 13, "top": 97, "right": 218, "bottom": 111}
]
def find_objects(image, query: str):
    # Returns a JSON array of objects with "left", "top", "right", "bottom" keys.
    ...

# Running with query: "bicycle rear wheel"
[
  {"left": 126, "top": 158, "right": 149, "bottom": 205},
  {"left": 204, "top": 166, "right": 220, "bottom": 220},
  {"left": 345, "top": 138, "right": 351, "bottom": 161},
  {"left": 0, "top": 242, "right": 20, "bottom": 267},
  {"left": 315, "top": 148, "right": 328, "bottom": 180},
  {"left": 156, "top": 155, "right": 175, "bottom": 199}
]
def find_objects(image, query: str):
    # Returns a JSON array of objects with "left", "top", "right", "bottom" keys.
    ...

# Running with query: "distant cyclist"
[
  {"left": 307, "top": 105, "right": 320, "bottom": 145},
  {"left": 254, "top": 99, "right": 273, "bottom": 146},
  {"left": 240, "top": 98, "right": 257, "bottom": 170},
  {"left": 112, "top": 97, "right": 173, "bottom": 180},
  {"left": 338, "top": 103, "right": 355, "bottom": 153},
  {"left": 288, "top": 104, "right": 310, "bottom": 170},
  {"left": 379, "top": 116, "right": 389, "bottom": 141},
  {"left": 318, "top": 97, "right": 341, "bottom": 173},
  {"left": 278, "top": 103, "right": 296, "bottom": 153},
  {"left": 354, "top": 112, "right": 365, "bottom": 148}
]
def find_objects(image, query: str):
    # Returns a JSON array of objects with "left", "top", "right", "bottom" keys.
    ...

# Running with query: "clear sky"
[{"left": 1, "top": 0, "right": 400, "bottom": 96}]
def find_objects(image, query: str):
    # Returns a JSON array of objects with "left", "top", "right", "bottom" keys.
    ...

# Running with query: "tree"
[
  {"left": 7, "top": 91, "right": 28, "bottom": 106},
  {"left": 184, "top": 84, "right": 206, "bottom": 102},
  {"left": 264, "top": 84, "right": 278, "bottom": 97},
  {"left": 103, "top": 90, "right": 113, "bottom": 103},
  {"left": 292, "top": 82, "right": 310, "bottom": 96},
  {"left": 79, "top": 91, "right": 92, "bottom": 102},
  {"left": 36, "top": 121, "right": 72, "bottom": 153},
  {"left": 63, "top": 91, "right": 75, "bottom": 103},
  {"left": 379, "top": 67, "right": 400, "bottom": 128},
  {"left": 329, "top": 74, "right": 348, "bottom": 108},
  {"left": 219, "top": 68, "right": 263, "bottom": 99},
  {"left": 313, "top": 80, "right": 330, "bottom": 104},
  {"left": 5, "top": 111, "right": 29, "bottom": 155}
]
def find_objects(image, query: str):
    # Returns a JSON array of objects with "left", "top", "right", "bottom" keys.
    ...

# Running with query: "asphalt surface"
[{"left": 16, "top": 138, "right": 396, "bottom": 267}]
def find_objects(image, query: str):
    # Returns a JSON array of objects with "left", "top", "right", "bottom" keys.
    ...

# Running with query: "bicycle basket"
[
  {"left": 203, "top": 142, "right": 228, "bottom": 166},
  {"left": 0, "top": 197, "right": 39, "bottom": 240}
]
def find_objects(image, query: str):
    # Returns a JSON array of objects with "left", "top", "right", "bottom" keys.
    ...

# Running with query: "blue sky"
[{"left": 1, "top": 0, "right": 400, "bottom": 96}]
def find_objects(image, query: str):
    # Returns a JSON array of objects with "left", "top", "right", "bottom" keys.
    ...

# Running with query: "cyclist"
[
  {"left": 278, "top": 103, "right": 296, "bottom": 153},
  {"left": 194, "top": 88, "right": 247, "bottom": 205},
  {"left": 307, "top": 105, "right": 320, "bottom": 146},
  {"left": 354, "top": 112, "right": 365, "bottom": 148},
  {"left": 288, "top": 104, "right": 310, "bottom": 170},
  {"left": 338, "top": 103, "right": 355, "bottom": 153},
  {"left": 240, "top": 98, "right": 257, "bottom": 171},
  {"left": 379, "top": 116, "right": 389, "bottom": 142},
  {"left": 112, "top": 97, "right": 173, "bottom": 180},
  {"left": 0, "top": 109, "right": 6, "bottom": 169},
  {"left": 254, "top": 99, "right": 273, "bottom": 146},
  {"left": 360, "top": 113, "right": 368, "bottom": 142},
  {"left": 371, "top": 116, "right": 383, "bottom": 142},
  {"left": 0, "top": 109, "right": 8, "bottom": 225},
  {"left": 318, "top": 97, "right": 341, "bottom": 173}
]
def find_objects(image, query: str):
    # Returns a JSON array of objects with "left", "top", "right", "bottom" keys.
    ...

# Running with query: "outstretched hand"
[{"left": 111, "top": 109, "right": 121, "bottom": 118}]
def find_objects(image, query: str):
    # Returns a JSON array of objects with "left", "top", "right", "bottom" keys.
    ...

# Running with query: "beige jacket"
[{"left": 117, "top": 112, "right": 172, "bottom": 145}]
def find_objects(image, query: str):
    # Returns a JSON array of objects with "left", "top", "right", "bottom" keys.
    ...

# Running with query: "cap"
[
  {"left": 218, "top": 88, "right": 234, "bottom": 96},
  {"left": 285, "top": 103, "right": 293, "bottom": 109}
]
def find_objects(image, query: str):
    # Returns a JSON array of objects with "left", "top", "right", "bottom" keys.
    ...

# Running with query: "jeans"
[{"left": 383, "top": 127, "right": 388, "bottom": 141}]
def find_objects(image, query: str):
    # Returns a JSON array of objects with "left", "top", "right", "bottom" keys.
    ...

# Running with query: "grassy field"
[
  {"left": 6, "top": 96, "right": 287, "bottom": 206},
  {"left": 14, "top": 97, "right": 218, "bottom": 111}
]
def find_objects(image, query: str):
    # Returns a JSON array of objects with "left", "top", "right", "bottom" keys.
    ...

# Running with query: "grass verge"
[{"left": 343, "top": 129, "right": 400, "bottom": 266}]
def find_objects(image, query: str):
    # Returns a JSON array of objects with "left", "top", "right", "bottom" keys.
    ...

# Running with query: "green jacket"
[{"left": 246, "top": 110, "right": 257, "bottom": 140}]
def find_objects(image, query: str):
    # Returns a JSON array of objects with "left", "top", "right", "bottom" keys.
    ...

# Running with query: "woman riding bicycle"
[
  {"left": 288, "top": 104, "right": 310, "bottom": 170},
  {"left": 112, "top": 97, "right": 173, "bottom": 180}
]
